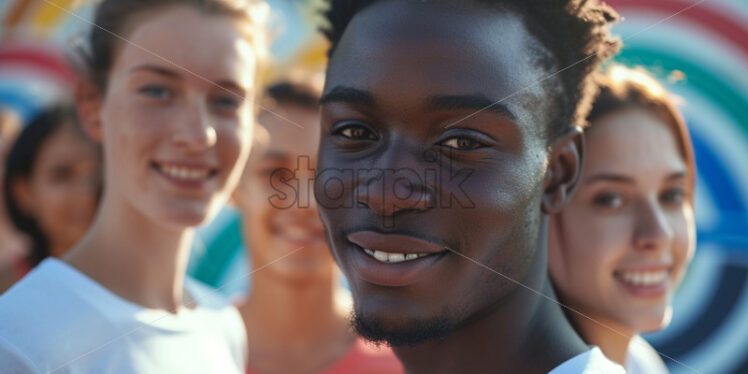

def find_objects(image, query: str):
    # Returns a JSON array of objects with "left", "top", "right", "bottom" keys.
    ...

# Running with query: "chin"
[
  {"left": 352, "top": 304, "right": 456, "bottom": 347},
  {"left": 158, "top": 207, "right": 213, "bottom": 229},
  {"left": 623, "top": 305, "right": 671, "bottom": 334}
]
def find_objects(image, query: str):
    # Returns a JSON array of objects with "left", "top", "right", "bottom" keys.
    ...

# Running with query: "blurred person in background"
[
  {"left": 0, "top": 104, "right": 101, "bottom": 294},
  {"left": 0, "top": 0, "right": 268, "bottom": 372},
  {"left": 548, "top": 65, "right": 697, "bottom": 374},
  {"left": 0, "top": 107, "right": 26, "bottom": 283},
  {"left": 234, "top": 80, "right": 404, "bottom": 374}
]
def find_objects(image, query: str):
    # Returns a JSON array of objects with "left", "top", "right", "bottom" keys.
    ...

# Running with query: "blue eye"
[
  {"left": 213, "top": 95, "right": 241, "bottom": 109},
  {"left": 661, "top": 188, "right": 686, "bottom": 205},
  {"left": 138, "top": 85, "right": 170, "bottom": 99},
  {"left": 593, "top": 192, "right": 624, "bottom": 209}
]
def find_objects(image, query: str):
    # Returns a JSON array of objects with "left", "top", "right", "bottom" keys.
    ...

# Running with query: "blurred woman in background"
[
  {"left": 548, "top": 65, "right": 697, "bottom": 374},
  {"left": 1, "top": 104, "right": 101, "bottom": 292},
  {"left": 0, "top": 107, "right": 26, "bottom": 291}
]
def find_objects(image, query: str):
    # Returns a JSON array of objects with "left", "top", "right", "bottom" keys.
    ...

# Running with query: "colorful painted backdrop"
[{"left": 1, "top": 1, "right": 746, "bottom": 373}]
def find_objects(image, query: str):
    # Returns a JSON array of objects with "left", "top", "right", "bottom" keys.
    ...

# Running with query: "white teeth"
[
  {"left": 388, "top": 253, "right": 406, "bottom": 262},
  {"left": 160, "top": 164, "right": 211, "bottom": 181},
  {"left": 364, "top": 249, "right": 432, "bottom": 263},
  {"left": 619, "top": 270, "right": 668, "bottom": 286},
  {"left": 373, "top": 250, "right": 389, "bottom": 262}
]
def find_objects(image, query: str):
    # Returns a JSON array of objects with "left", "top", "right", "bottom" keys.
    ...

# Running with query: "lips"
[
  {"left": 345, "top": 231, "right": 448, "bottom": 287},
  {"left": 152, "top": 161, "right": 218, "bottom": 188},
  {"left": 614, "top": 265, "right": 672, "bottom": 299}
]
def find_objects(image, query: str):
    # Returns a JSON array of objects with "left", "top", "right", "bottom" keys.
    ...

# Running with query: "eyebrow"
[
  {"left": 586, "top": 171, "right": 688, "bottom": 185},
  {"left": 320, "top": 86, "right": 374, "bottom": 105},
  {"left": 128, "top": 64, "right": 180, "bottom": 78},
  {"left": 428, "top": 94, "right": 517, "bottom": 121}
]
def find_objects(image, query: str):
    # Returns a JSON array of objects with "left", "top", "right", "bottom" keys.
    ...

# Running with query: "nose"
[
  {"left": 172, "top": 99, "right": 217, "bottom": 153},
  {"left": 354, "top": 144, "right": 434, "bottom": 218},
  {"left": 633, "top": 198, "right": 674, "bottom": 251}
]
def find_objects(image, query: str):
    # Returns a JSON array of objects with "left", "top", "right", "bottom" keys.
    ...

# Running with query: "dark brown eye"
[
  {"left": 337, "top": 124, "right": 377, "bottom": 140},
  {"left": 440, "top": 136, "right": 483, "bottom": 150}
]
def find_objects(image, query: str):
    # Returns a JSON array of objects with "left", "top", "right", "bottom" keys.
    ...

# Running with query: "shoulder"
[
  {"left": 626, "top": 335, "right": 669, "bottom": 374},
  {"left": 0, "top": 259, "right": 120, "bottom": 370},
  {"left": 184, "top": 277, "right": 248, "bottom": 367},
  {"left": 325, "top": 338, "right": 404, "bottom": 374},
  {"left": 0, "top": 335, "right": 42, "bottom": 373},
  {"left": 549, "top": 347, "right": 626, "bottom": 374}
]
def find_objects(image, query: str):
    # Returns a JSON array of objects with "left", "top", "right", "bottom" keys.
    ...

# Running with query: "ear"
[
  {"left": 542, "top": 126, "right": 584, "bottom": 214},
  {"left": 11, "top": 177, "right": 35, "bottom": 216},
  {"left": 75, "top": 80, "right": 104, "bottom": 143}
]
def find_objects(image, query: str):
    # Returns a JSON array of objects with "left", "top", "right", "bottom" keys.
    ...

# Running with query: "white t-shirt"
[
  {"left": 0, "top": 258, "right": 247, "bottom": 374},
  {"left": 548, "top": 347, "right": 626, "bottom": 374},
  {"left": 626, "top": 335, "right": 670, "bottom": 374}
]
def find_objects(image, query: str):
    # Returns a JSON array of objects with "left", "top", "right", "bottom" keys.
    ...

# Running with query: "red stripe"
[
  {"left": 0, "top": 47, "right": 75, "bottom": 85},
  {"left": 606, "top": 0, "right": 748, "bottom": 57}
]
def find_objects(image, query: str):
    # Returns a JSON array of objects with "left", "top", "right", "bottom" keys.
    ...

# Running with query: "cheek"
[
  {"left": 101, "top": 100, "right": 164, "bottom": 181},
  {"left": 554, "top": 207, "right": 630, "bottom": 289},
  {"left": 31, "top": 181, "right": 71, "bottom": 227},
  {"left": 669, "top": 209, "right": 695, "bottom": 283}
]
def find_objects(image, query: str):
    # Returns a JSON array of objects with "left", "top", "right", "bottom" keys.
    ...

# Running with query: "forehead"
[
  {"left": 325, "top": 0, "right": 552, "bottom": 128},
  {"left": 585, "top": 108, "right": 686, "bottom": 176},
  {"left": 114, "top": 6, "right": 256, "bottom": 88}
]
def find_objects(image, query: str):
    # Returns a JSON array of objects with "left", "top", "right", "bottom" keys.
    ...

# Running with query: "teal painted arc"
[
  {"left": 191, "top": 216, "right": 244, "bottom": 287},
  {"left": 615, "top": 47, "right": 748, "bottom": 134}
]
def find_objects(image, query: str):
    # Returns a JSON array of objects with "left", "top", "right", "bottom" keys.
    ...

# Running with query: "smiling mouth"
[
  {"left": 615, "top": 269, "right": 669, "bottom": 287},
  {"left": 362, "top": 248, "right": 435, "bottom": 263},
  {"left": 153, "top": 162, "right": 218, "bottom": 182}
]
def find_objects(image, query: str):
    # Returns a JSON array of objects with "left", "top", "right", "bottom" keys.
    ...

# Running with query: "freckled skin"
[{"left": 315, "top": 1, "right": 589, "bottom": 373}]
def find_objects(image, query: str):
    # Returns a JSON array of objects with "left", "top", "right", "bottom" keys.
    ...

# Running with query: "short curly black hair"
[{"left": 321, "top": 0, "right": 620, "bottom": 138}]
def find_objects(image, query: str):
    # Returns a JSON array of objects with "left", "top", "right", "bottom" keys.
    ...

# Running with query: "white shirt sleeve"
[{"left": 0, "top": 335, "right": 42, "bottom": 374}]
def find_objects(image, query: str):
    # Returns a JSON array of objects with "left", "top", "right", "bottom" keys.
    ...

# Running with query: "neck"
[
  {"left": 567, "top": 309, "right": 634, "bottom": 365},
  {"left": 394, "top": 219, "right": 588, "bottom": 374},
  {"left": 65, "top": 193, "right": 193, "bottom": 313}
]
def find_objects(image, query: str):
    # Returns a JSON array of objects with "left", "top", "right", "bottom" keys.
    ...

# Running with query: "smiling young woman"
[
  {"left": 548, "top": 65, "right": 697, "bottom": 373},
  {"left": 0, "top": 1, "right": 268, "bottom": 373}
]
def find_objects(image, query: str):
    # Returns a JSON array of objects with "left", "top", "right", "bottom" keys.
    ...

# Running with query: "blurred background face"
[
  {"left": 13, "top": 122, "right": 100, "bottom": 257},
  {"left": 549, "top": 107, "right": 695, "bottom": 333},
  {"left": 235, "top": 102, "right": 330, "bottom": 281},
  {"left": 96, "top": 6, "right": 256, "bottom": 229},
  {"left": 0, "top": 110, "right": 20, "bottom": 212}
]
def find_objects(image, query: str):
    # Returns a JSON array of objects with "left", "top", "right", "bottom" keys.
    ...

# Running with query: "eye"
[
  {"left": 439, "top": 136, "right": 485, "bottom": 151},
  {"left": 212, "top": 94, "right": 242, "bottom": 110},
  {"left": 335, "top": 123, "right": 378, "bottom": 141},
  {"left": 138, "top": 84, "right": 171, "bottom": 100},
  {"left": 49, "top": 166, "right": 74, "bottom": 183},
  {"left": 592, "top": 191, "right": 624, "bottom": 209},
  {"left": 661, "top": 187, "right": 686, "bottom": 205}
]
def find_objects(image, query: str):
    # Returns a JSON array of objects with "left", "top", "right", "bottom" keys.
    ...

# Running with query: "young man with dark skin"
[{"left": 314, "top": 0, "right": 623, "bottom": 372}]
